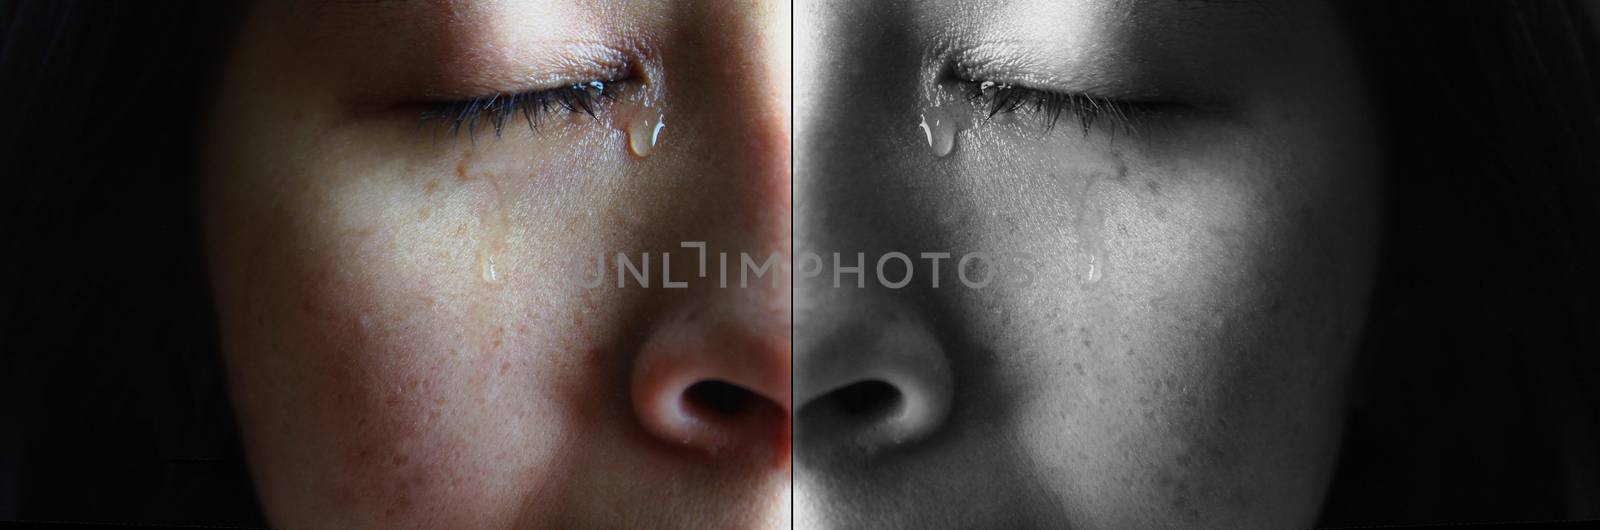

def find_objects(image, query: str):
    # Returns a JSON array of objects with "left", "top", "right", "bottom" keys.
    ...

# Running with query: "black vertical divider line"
[{"left": 788, "top": 0, "right": 798, "bottom": 526}]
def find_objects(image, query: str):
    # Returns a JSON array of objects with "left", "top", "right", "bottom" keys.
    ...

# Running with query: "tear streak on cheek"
[{"left": 453, "top": 149, "right": 512, "bottom": 286}]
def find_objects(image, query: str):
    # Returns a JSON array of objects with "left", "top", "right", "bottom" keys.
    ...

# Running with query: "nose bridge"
[
  {"left": 793, "top": 0, "right": 922, "bottom": 264},
  {"left": 643, "top": 0, "right": 792, "bottom": 312},
  {"left": 653, "top": 65, "right": 790, "bottom": 373},
  {"left": 667, "top": 0, "right": 791, "bottom": 240}
]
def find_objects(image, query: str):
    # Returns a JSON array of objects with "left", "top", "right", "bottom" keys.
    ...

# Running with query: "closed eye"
[
  {"left": 962, "top": 80, "right": 1170, "bottom": 138},
  {"left": 416, "top": 80, "right": 619, "bottom": 141}
]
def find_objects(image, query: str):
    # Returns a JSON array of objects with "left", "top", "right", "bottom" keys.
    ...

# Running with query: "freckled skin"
[
  {"left": 201, "top": 1, "right": 792, "bottom": 528},
  {"left": 796, "top": 1, "right": 1380, "bottom": 528}
]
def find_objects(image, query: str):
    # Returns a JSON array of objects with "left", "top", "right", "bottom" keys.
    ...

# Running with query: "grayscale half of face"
[{"left": 795, "top": 0, "right": 1383, "bottom": 528}]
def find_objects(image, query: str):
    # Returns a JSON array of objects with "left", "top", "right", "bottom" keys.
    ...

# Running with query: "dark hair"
[
  {"left": 1, "top": 0, "right": 1596, "bottom": 526},
  {"left": 1321, "top": 0, "right": 1600, "bottom": 525},
  {"left": 0, "top": 1, "right": 261, "bottom": 525}
]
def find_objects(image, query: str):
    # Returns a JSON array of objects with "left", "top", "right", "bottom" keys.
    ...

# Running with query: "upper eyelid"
[
  {"left": 940, "top": 47, "right": 1222, "bottom": 108},
  {"left": 395, "top": 42, "right": 642, "bottom": 106},
  {"left": 960, "top": 80, "right": 1153, "bottom": 135},
  {"left": 947, "top": 65, "right": 1161, "bottom": 104},
  {"left": 417, "top": 80, "right": 620, "bottom": 140},
  {"left": 963, "top": 80, "right": 1122, "bottom": 108},
  {"left": 956, "top": 73, "right": 1237, "bottom": 135},
  {"left": 404, "top": 52, "right": 655, "bottom": 141},
  {"left": 416, "top": 57, "right": 637, "bottom": 103},
  {"left": 941, "top": 50, "right": 1098, "bottom": 96}
]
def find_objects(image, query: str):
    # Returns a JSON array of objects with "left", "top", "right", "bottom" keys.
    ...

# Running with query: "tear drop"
[
  {"left": 1064, "top": 171, "right": 1110, "bottom": 284},
  {"left": 481, "top": 253, "right": 501, "bottom": 283},
  {"left": 476, "top": 182, "right": 510, "bottom": 285},
  {"left": 916, "top": 105, "right": 973, "bottom": 157},
  {"left": 628, "top": 109, "right": 666, "bottom": 158}
]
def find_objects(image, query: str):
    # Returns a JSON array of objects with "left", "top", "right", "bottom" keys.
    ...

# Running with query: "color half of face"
[
  {"left": 795, "top": 0, "right": 1382, "bottom": 528},
  {"left": 200, "top": 0, "right": 791, "bottom": 527}
]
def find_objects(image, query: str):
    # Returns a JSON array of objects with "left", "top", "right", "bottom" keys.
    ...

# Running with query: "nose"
[
  {"left": 631, "top": 293, "right": 792, "bottom": 462},
  {"left": 631, "top": 0, "right": 793, "bottom": 464},
  {"left": 795, "top": 292, "right": 953, "bottom": 457}
]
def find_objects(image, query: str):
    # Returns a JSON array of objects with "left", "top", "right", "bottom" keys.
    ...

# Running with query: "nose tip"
[
  {"left": 796, "top": 303, "right": 953, "bottom": 456},
  {"left": 631, "top": 303, "right": 792, "bottom": 461}
]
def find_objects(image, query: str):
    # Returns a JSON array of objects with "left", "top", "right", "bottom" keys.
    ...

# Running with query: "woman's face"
[
  {"left": 202, "top": 0, "right": 1381, "bottom": 526},
  {"left": 794, "top": 0, "right": 1381, "bottom": 528},
  {"left": 201, "top": 0, "right": 791, "bottom": 527}
]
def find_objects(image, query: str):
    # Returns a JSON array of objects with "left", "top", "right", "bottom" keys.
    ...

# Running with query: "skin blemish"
[{"left": 1107, "top": 154, "right": 1129, "bottom": 181}]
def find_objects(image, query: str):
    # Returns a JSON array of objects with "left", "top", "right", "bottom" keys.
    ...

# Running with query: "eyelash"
[
  {"left": 417, "top": 81, "right": 616, "bottom": 139},
  {"left": 963, "top": 81, "right": 1147, "bottom": 136},
  {"left": 414, "top": 78, "right": 1146, "bottom": 139}
]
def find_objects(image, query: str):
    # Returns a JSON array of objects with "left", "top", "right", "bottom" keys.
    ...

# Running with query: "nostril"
[
  {"left": 796, "top": 293, "right": 960, "bottom": 465},
  {"left": 686, "top": 380, "right": 756, "bottom": 415},
  {"left": 799, "top": 377, "right": 948, "bottom": 455},
  {"left": 806, "top": 380, "right": 902, "bottom": 421},
  {"left": 795, "top": 310, "right": 953, "bottom": 455},
  {"left": 636, "top": 374, "right": 788, "bottom": 458}
]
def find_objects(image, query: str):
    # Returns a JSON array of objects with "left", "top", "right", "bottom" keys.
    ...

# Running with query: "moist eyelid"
[
  {"left": 415, "top": 78, "right": 621, "bottom": 141},
  {"left": 960, "top": 79, "right": 1151, "bottom": 137}
]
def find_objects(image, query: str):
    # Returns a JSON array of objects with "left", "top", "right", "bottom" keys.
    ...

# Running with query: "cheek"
[
  {"left": 205, "top": 147, "right": 618, "bottom": 526},
  {"left": 962, "top": 111, "right": 1378, "bottom": 526}
]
